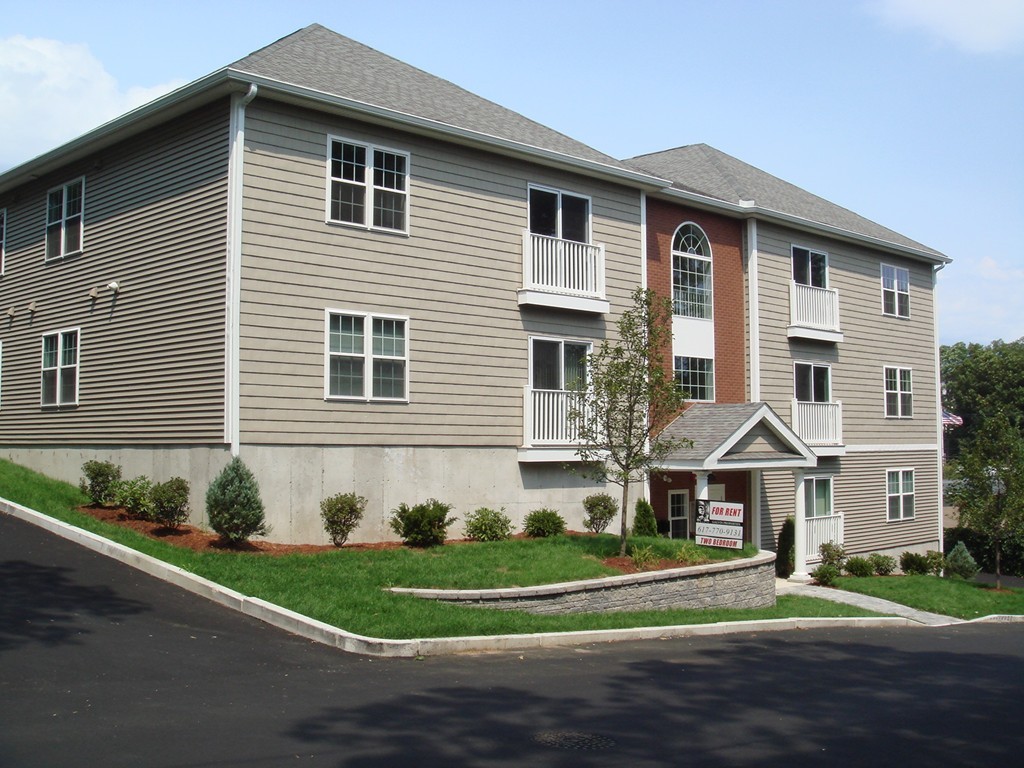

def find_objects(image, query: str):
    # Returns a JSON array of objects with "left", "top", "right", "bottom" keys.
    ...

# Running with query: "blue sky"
[{"left": 2, "top": 0, "right": 1021, "bottom": 346}]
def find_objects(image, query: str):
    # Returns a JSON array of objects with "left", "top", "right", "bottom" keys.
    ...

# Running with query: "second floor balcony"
[
  {"left": 788, "top": 282, "right": 843, "bottom": 343},
  {"left": 791, "top": 399, "right": 845, "bottom": 456},
  {"left": 518, "top": 232, "right": 609, "bottom": 314}
]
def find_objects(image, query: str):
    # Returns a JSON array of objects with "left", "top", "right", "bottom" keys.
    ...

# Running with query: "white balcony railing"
[
  {"left": 805, "top": 512, "right": 844, "bottom": 562},
  {"left": 523, "top": 231, "right": 606, "bottom": 299},
  {"left": 790, "top": 282, "right": 841, "bottom": 333},
  {"left": 792, "top": 400, "right": 843, "bottom": 446},
  {"left": 523, "top": 387, "right": 585, "bottom": 446}
]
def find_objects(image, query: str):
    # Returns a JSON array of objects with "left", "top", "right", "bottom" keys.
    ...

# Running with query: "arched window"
[{"left": 671, "top": 223, "right": 712, "bottom": 319}]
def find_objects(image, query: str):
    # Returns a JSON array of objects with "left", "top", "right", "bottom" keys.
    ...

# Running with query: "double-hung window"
[
  {"left": 531, "top": 338, "right": 589, "bottom": 391},
  {"left": 668, "top": 490, "right": 690, "bottom": 539},
  {"left": 884, "top": 366, "right": 913, "bottom": 417},
  {"left": 675, "top": 356, "right": 715, "bottom": 401},
  {"left": 886, "top": 469, "right": 915, "bottom": 521},
  {"left": 804, "top": 476, "right": 834, "bottom": 519},
  {"left": 528, "top": 187, "right": 590, "bottom": 244},
  {"left": 326, "top": 311, "right": 408, "bottom": 401},
  {"left": 46, "top": 179, "right": 84, "bottom": 260},
  {"left": 793, "top": 246, "right": 827, "bottom": 288},
  {"left": 672, "top": 223, "right": 712, "bottom": 319},
  {"left": 328, "top": 139, "right": 409, "bottom": 233},
  {"left": 795, "top": 362, "right": 830, "bottom": 403},
  {"left": 41, "top": 329, "right": 79, "bottom": 407},
  {"left": 881, "top": 264, "right": 910, "bottom": 318}
]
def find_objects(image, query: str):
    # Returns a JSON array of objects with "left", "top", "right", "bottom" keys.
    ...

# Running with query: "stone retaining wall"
[{"left": 390, "top": 550, "right": 777, "bottom": 614}]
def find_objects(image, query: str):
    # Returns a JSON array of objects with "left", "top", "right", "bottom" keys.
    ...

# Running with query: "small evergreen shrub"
[
  {"left": 463, "top": 507, "right": 514, "bottom": 542},
  {"left": 389, "top": 499, "right": 456, "bottom": 547},
  {"left": 114, "top": 476, "right": 155, "bottom": 521},
  {"left": 818, "top": 542, "right": 847, "bottom": 569},
  {"left": 925, "top": 550, "right": 946, "bottom": 576},
  {"left": 631, "top": 499, "right": 658, "bottom": 537},
  {"left": 79, "top": 460, "right": 122, "bottom": 506},
  {"left": 582, "top": 493, "right": 618, "bottom": 534},
  {"left": 523, "top": 508, "right": 566, "bottom": 538},
  {"left": 151, "top": 477, "right": 190, "bottom": 529},
  {"left": 776, "top": 516, "right": 796, "bottom": 578},
  {"left": 900, "top": 551, "right": 931, "bottom": 575},
  {"left": 206, "top": 457, "right": 267, "bottom": 545},
  {"left": 944, "top": 541, "right": 980, "bottom": 580},
  {"left": 811, "top": 563, "right": 841, "bottom": 587},
  {"left": 629, "top": 543, "right": 657, "bottom": 570},
  {"left": 844, "top": 555, "right": 874, "bottom": 578},
  {"left": 320, "top": 492, "right": 367, "bottom": 547},
  {"left": 868, "top": 553, "right": 897, "bottom": 576}
]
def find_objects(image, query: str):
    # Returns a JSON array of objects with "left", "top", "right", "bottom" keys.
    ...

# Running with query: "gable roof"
[{"left": 624, "top": 144, "right": 947, "bottom": 262}]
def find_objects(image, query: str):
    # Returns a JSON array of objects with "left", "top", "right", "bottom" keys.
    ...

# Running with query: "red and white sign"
[
  {"left": 696, "top": 500, "right": 745, "bottom": 549},
  {"left": 707, "top": 501, "right": 744, "bottom": 523},
  {"left": 696, "top": 535, "right": 744, "bottom": 550}
]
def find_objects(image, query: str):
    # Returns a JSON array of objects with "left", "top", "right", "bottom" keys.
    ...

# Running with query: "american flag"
[{"left": 942, "top": 409, "right": 964, "bottom": 428}]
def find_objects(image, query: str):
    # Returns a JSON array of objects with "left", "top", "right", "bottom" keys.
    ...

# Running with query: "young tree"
[
  {"left": 569, "top": 287, "right": 690, "bottom": 555},
  {"left": 952, "top": 410, "right": 1024, "bottom": 589}
]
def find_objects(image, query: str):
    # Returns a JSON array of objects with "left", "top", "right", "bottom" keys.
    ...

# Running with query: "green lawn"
[
  {"left": 835, "top": 574, "right": 1024, "bottom": 620},
  {"left": 1, "top": 459, "right": 884, "bottom": 638}
]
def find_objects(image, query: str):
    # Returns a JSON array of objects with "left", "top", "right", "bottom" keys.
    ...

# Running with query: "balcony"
[
  {"left": 805, "top": 512, "right": 844, "bottom": 563},
  {"left": 788, "top": 282, "right": 843, "bottom": 343},
  {"left": 791, "top": 400, "right": 845, "bottom": 456},
  {"left": 518, "top": 231, "right": 609, "bottom": 314},
  {"left": 519, "top": 387, "right": 587, "bottom": 462}
]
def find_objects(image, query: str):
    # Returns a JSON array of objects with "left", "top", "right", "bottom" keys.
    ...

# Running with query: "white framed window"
[
  {"left": 804, "top": 476, "right": 834, "bottom": 519},
  {"left": 327, "top": 138, "right": 409, "bottom": 233},
  {"left": 793, "top": 246, "right": 827, "bottom": 288},
  {"left": 672, "top": 223, "right": 713, "bottom": 319},
  {"left": 325, "top": 310, "right": 409, "bottom": 401},
  {"left": 794, "top": 362, "right": 831, "bottom": 403},
  {"left": 884, "top": 366, "right": 913, "bottom": 418},
  {"left": 668, "top": 490, "right": 690, "bottom": 539},
  {"left": 46, "top": 178, "right": 85, "bottom": 260},
  {"left": 41, "top": 328, "right": 79, "bottom": 407},
  {"left": 530, "top": 337, "right": 589, "bottom": 391},
  {"left": 886, "top": 468, "right": 915, "bottom": 521},
  {"left": 881, "top": 264, "right": 910, "bottom": 318},
  {"left": 528, "top": 185, "right": 591, "bottom": 244},
  {"left": 1, "top": 207, "right": 6, "bottom": 275},
  {"left": 675, "top": 357, "right": 714, "bottom": 401}
]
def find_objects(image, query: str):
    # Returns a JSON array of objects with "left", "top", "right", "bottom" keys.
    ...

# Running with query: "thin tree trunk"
[
  {"left": 996, "top": 543, "right": 1002, "bottom": 591},
  {"left": 619, "top": 480, "right": 630, "bottom": 557}
]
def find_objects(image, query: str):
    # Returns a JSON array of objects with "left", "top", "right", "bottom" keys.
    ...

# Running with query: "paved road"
[{"left": 2, "top": 512, "right": 1022, "bottom": 767}]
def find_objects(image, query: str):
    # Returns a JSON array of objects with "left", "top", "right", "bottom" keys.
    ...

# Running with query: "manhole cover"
[{"left": 532, "top": 731, "right": 616, "bottom": 751}]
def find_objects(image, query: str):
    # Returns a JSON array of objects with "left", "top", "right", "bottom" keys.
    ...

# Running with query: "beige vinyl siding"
[
  {"left": 237, "top": 101, "right": 642, "bottom": 446},
  {"left": 755, "top": 222, "right": 939, "bottom": 447},
  {"left": 0, "top": 102, "right": 230, "bottom": 444}
]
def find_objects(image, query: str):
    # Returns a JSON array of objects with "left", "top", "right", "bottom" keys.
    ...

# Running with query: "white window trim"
[
  {"left": 793, "top": 360, "right": 832, "bottom": 403},
  {"left": 325, "top": 136, "right": 411, "bottom": 235},
  {"left": 528, "top": 335, "right": 593, "bottom": 391},
  {"left": 881, "top": 263, "right": 910, "bottom": 319},
  {"left": 671, "top": 221, "right": 714, "bottom": 321},
  {"left": 792, "top": 245, "right": 829, "bottom": 288},
  {"left": 323, "top": 309, "right": 410, "bottom": 403},
  {"left": 668, "top": 489, "right": 690, "bottom": 539},
  {"left": 527, "top": 183, "right": 593, "bottom": 244},
  {"left": 886, "top": 467, "right": 916, "bottom": 522},
  {"left": 44, "top": 177, "right": 85, "bottom": 261},
  {"left": 674, "top": 356, "right": 715, "bottom": 402},
  {"left": 804, "top": 475, "right": 834, "bottom": 519},
  {"left": 41, "top": 327, "right": 80, "bottom": 408},
  {"left": 883, "top": 365, "right": 914, "bottom": 419}
]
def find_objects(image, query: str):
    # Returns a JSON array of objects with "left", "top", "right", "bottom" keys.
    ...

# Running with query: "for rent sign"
[{"left": 696, "top": 500, "right": 744, "bottom": 549}]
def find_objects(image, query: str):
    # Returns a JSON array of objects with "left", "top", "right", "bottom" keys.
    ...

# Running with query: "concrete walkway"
[{"left": 776, "top": 578, "right": 962, "bottom": 626}]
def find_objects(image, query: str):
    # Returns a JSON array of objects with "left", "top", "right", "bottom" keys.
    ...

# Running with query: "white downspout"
[
  {"left": 640, "top": 191, "right": 652, "bottom": 507},
  {"left": 225, "top": 83, "right": 258, "bottom": 457},
  {"left": 746, "top": 216, "right": 761, "bottom": 402}
]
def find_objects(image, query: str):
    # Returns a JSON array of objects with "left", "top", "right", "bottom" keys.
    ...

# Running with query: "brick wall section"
[{"left": 391, "top": 550, "right": 776, "bottom": 614}]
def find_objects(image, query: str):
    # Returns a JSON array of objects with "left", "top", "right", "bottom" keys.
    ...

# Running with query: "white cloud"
[
  {"left": 868, "top": 0, "right": 1024, "bottom": 54},
  {"left": 0, "top": 36, "right": 185, "bottom": 170},
  {"left": 937, "top": 255, "right": 1024, "bottom": 344}
]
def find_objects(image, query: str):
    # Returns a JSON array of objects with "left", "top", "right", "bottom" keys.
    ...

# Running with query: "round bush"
[
  {"left": 151, "top": 477, "right": 190, "bottom": 529},
  {"left": 868, "top": 553, "right": 897, "bottom": 576},
  {"left": 631, "top": 499, "right": 658, "bottom": 537},
  {"left": 206, "top": 457, "right": 267, "bottom": 544},
  {"left": 844, "top": 555, "right": 874, "bottom": 578},
  {"left": 811, "top": 562, "right": 841, "bottom": 587},
  {"left": 320, "top": 492, "right": 367, "bottom": 547},
  {"left": 582, "top": 493, "right": 617, "bottom": 534},
  {"left": 463, "top": 507, "right": 514, "bottom": 542},
  {"left": 390, "top": 499, "right": 456, "bottom": 547},
  {"left": 523, "top": 508, "right": 566, "bottom": 538},
  {"left": 79, "top": 460, "right": 122, "bottom": 506},
  {"left": 114, "top": 476, "right": 155, "bottom": 521},
  {"left": 900, "top": 551, "right": 931, "bottom": 575}
]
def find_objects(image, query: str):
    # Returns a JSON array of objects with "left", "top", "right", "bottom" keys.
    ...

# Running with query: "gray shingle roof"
[
  {"left": 230, "top": 24, "right": 633, "bottom": 171},
  {"left": 624, "top": 144, "right": 943, "bottom": 257}
]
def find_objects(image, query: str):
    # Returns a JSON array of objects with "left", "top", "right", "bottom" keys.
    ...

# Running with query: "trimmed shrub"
[
  {"left": 582, "top": 493, "right": 618, "bottom": 534},
  {"left": 79, "top": 460, "right": 122, "bottom": 506},
  {"left": 944, "top": 540, "right": 980, "bottom": 580},
  {"left": 151, "top": 477, "right": 190, "bottom": 529},
  {"left": 811, "top": 563, "right": 841, "bottom": 587},
  {"left": 463, "top": 507, "right": 514, "bottom": 542},
  {"left": 206, "top": 457, "right": 268, "bottom": 545},
  {"left": 629, "top": 543, "right": 657, "bottom": 570},
  {"left": 523, "top": 508, "right": 566, "bottom": 538},
  {"left": 389, "top": 499, "right": 456, "bottom": 547},
  {"left": 844, "top": 555, "right": 874, "bottom": 578},
  {"left": 900, "top": 551, "right": 931, "bottom": 575},
  {"left": 320, "top": 492, "right": 367, "bottom": 547},
  {"left": 776, "top": 516, "right": 796, "bottom": 578},
  {"left": 868, "top": 553, "right": 897, "bottom": 576},
  {"left": 114, "top": 476, "right": 155, "bottom": 521},
  {"left": 631, "top": 499, "right": 658, "bottom": 537},
  {"left": 818, "top": 542, "right": 847, "bottom": 569}
]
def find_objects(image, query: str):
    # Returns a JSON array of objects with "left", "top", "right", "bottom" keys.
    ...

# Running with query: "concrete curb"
[{"left": 0, "top": 498, "right": 971, "bottom": 658}]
